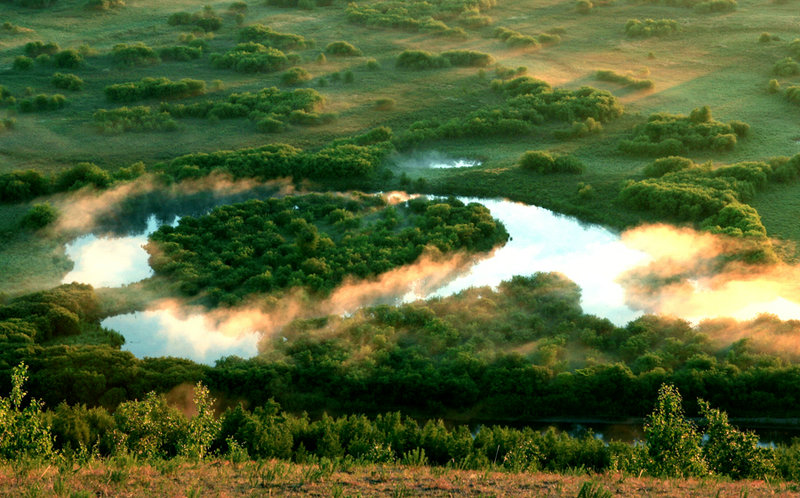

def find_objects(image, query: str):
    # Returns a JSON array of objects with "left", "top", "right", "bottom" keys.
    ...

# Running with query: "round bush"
[{"left": 325, "top": 41, "right": 362, "bottom": 57}]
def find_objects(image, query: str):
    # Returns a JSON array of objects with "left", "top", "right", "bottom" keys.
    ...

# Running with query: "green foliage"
[
  {"left": 619, "top": 107, "right": 746, "bottom": 155},
  {"left": 180, "top": 383, "right": 219, "bottom": 460},
  {"left": 643, "top": 385, "right": 706, "bottom": 477},
  {"left": 111, "top": 43, "right": 159, "bottom": 66},
  {"left": 396, "top": 50, "right": 448, "bottom": 70},
  {"left": 21, "top": 203, "right": 58, "bottom": 229},
  {"left": 325, "top": 41, "right": 362, "bottom": 57},
  {"left": 280, "top": 67, "right": 312, "bottom": 86},
  {"left": 398, "top": 77, "right": 622, "bottom": 146},
  {"left": 158, "top": 45, "right": 203, "bottom": 62},
  {"left": 105, "top": 77, "right": 206, "bottom": 103},
  {"left": 692, "top": 0, "right": 736, "bottom": 13},
  {"left": 24, "top": 41, "right": 60, "bottom": 57},
  {"left": 210, "top": 43, "right": 295, "bottom": 73},
  {"left": 51, "top": 72, "right": 84, "bottom": 91},
  {"left": 441, "top": 50, "right": 494, "bottom": 67},
  {"left": 237, "top": 24, "right": 313, "bottom": 50},
  {"left": 772, "top": 57, "right": 799, "bottom": 76},
  {"left": 86, "top": 0, "right": 124, "bottom": 10},
  {"left": 113, "top": 392, "right": 188, "bottom": 459},
  {"left": 625, "top": 19, "right": 678, "bottom": 37},
  {"left": 519, "top": 151, "right": 585, "bottom": 174},
  {"left": 94, "top": 106, "right": 178, "bottom": 134},
  {"left": 576, "top": 0, "right": 593, "bottom": 14},
  {"left": 786, "top": 85, "right": 800, "bottom": 105},
  {"left": 698, "top": 400, "right": 774, "bottom": 478},
  {"left": 53, "top": 49, "right": 83, "bottom": 68},
  {"left": 167, "top": 7, "right": 222, "bottom": 32},
  {"left": 13, "top": 55, "right": 34, "bottom": 70},
  {"left": 595, "top": 70, "right": 654, "bottom": 90},
  {"left": 160, "top": 86, "right": 330, "bottom": 132},
  {"left": 146, "top": 194, "right": 508, "bottom": 304},
  {"left": 0, "top": 170, "right": 50, "bottom": 203},
  {"left": 346, "top": 0, "right": 492, "bottom": 36},
  {"left": 0, "top": 363, "right": 54, "bottom": 461},
  {"left": 374, "top": 97, "right": 395, "bottom": 110},
  {"left": 768, "top": 78, "right": 781, "bottom": 93},
  {"left": 789, "top": 38, "right": 800, "bottom": 59},
  {"left": 642, "top": 156, "right": 694, "bottom": 177},
  {"left": 17, "top": 93, "right": 67, "bottom": 112},
  {"left": 54, "top": 162, "right": 112, "bottom": 191},
  {"left": 493, "top": 27, "right": 538, "bottom": 47}
]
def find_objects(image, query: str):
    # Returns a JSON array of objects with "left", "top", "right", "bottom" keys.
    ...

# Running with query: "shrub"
[
  {"left": 280, "top": 67, "right": 312, "bottom": 86},
  {"left": 86, "top": 0, "right": 124, "bottom": 9},
  {"left": 519, "top": 151, "right": 584, "bottom": 174},
  {"left": 773, "top": 57, "right": 800, "bottom": 76},
  {"left": 51, "top": 73, "right": 84, "bottom": 91},
  {"left": 237, "top": 24, "right": 313, "bottom": 50},
  {"left": 25, "top": 41, "right": 60, "bottom": 57},
  {"left": 343, "top": 70, "right": 354, "bottom": 83},
  {"left": 13, "top": 56, "right": 34, "bottom": 71},
  {"left": 759, "top": 32, "right": 772, "bottom": 43},
  {"left": 396, "top": 50, "right": 447, "bottom": 70},
  {"left": 625, "top": 19, "right": 678, "bottom": 38},
  {"left": 642, "top": 156, "right": 695, "bottom": 177},
  {"left": 768, "top": 79, "right": 781, "bottom": 93},
  {"left": 494, "top": 27, "right": 538, "bottom": 48},
  {"left": 55, "top": 162, "right": 112, "bottom": 191},
  {"left": 325, "top": 41, "right": 362, "bottom": 57},
  {"left": 21, "top": 203, "right": 58, "bottom": 229},
  {"left": 210, "top": 43, "right": 293, "bottom": 73},
  {"left": 787, "top": 86, "right": 800, "bottom": 105},
  {"left": 537, "top": 33, "right": 560, "bottom": 44},
  {"left": 229, "top": 1, "right": 247, "bottom": 13},
  {"left": 105, "top": 77, "right": 206, "bottom": 103},
  {"left": 17, "top": 94, "right": 67, "bottom": 112},
  {"left": 112, "top": 42, "right": 159, "bottom": 66},
  {"left": 53, "top": 49, "right": 83, "bottom": 68},
  {"left": 158, "top": 45, "right": 203, "bottom": 62},
  {"left": 94, "top": 106, "right": 178, "bottom": 134},
  {"left": 790, "top": 39, "right": 800, "bottom": 59},
  {"left": 643, "top": 385, "right": 706, "bottom": 477},
  {"left": 441, "top": 50, "right": 494, "bottom": 67},
  {"left": 595, "top": 70, "right": 654, "bottom": 90},
  {"left": 366, "top": 58, "right": 380, "bottom": 70}
]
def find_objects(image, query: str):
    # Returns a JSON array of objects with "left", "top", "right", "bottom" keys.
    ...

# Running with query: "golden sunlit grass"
[{"left": 1, "top": 460, "right": 798, "bottom": 497}]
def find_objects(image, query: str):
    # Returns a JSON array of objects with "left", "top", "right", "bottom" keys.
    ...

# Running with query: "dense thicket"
[
  {"left": 210, "top": 43, "right": 297, "bottom": 73},
  {"left": 104, "top": 77, "right": 206, "bottom": 103},
  {"left": 595, "top": 70, "right": 654, "bottom": 90},
  {"left": 618, "top": 106, "right": 747, "bottom": 155},
  {"left": 238, "top": 24, "right": 313, "bottom": 50},
  {"left": 161, "top": 86, "right": 332, "bottom": 132},
  {"left": 93, "top": 106, "right": 178, "bottom": 134},
  {"left": 146, "top": 194, "right": 508, "bottom": 305},
  {"left": 346, "top": 0, "right": 494, "bottom": 36},
  {"left": 625, "top": 19, "right": 678, "bottom": 37},
  {"left": 397, "top": 77, "right": 622, "bottom": 147}
]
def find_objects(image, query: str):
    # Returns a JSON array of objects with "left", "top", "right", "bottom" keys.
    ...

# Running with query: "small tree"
[
  {"left": 0, "top": 363, "right": 55, "bottom": 461},
  {"left": 180, "top": 382, "right": 220, "bottom": 460},
  {"left": 643, "top": 384, "right": 706, "bottom": 477}
]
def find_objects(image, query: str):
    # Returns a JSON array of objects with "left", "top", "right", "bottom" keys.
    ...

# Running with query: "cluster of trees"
[
  {"left": 111, "top": 42, "right": 159, "bottom": 66},
  {"left": 0, "top": 162, "right": 143, "bottom": 203},
  {"left": 3, "top": 371, "right": 793, "bottom": 481},
  {"left": 51, "top": 72, "right": 84, "bottom": 91},
  {"left": 238, "top": 24, "right": 314, "bottom": 50},
  {"left": 210, "top": 43, "right": 298, "bottom": 73},
  {"left": 160, "top": 86, "right": 333, "bottom": 132},
  {"left": 397, "top": 76, "right": 622, "bottom": 147},
  {"left": 15, "top": 43, "right": 83, "bottom": 69},
  {"left": 167, "top": 6, "right": 223, "bottom": 32},
  {"left": 637, "top": 0, "right": 736, "bottom": 12},
  {"left": 493, "top": 27, "right": 560, "bottom": 47},
  {"left": 158, "top": 45, "right": 204, "bottom": 62},
  {"left": 345, "top": 0, "right": 498, "bottom": 36},
  {"left": 620, "top": 155, "right": 800, "bottom": 247},
  {"left": 93, "top": 106, "right": 178, "bottom": 134},
  {"left": 618, "top": 106, "right": 748, "bottom": 155},
  {"left": 16, "top": 93, "right": 66, "bottom": 112},
  {"left": 146, "top": 194, "right": 508, "bottom": 305},
  {"left": 157, "top": 128, "right": 393, "bottom": 183},
  {"left": 325, "top": 41, "right": 362, "bottom": 57},
  {"left": 518, "top": 150, "right": 585, "bottom": 174},
  {"left": 595, "top": 70, "right": 654, "bottom": 90},
  {"left": 104, "top": 77, "right": 206, "bottom": 103},
  {"left": 395, "top": 49, "right": 493, "bottom": 69},
  {"left": 624, "top": 18, "right": 678, "bottom": 37}
]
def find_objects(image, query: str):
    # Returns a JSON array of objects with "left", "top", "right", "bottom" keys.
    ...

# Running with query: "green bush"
[
  {"left": 210, "top": 43, "right": 294, "bottom": 73},
  {"left": 51, "top": 73, "right": 84, "bottom": 91},
  {"left": 12, "top": 56, "right": 34, "bottom": 71},
  {"left": 375, "top": 98, "right": 395, "bottom": 110},
  {"left": 576, "top": 0, "right": 593, "bottom": 13},
  {"left": 396, "top": 50, "right": 448, "bottom": 70},
  {"left": 773, "top": 57, "right": 799, "bottom": 76},
  {"left": 86, "top": 0, "right": 124, "bottom": 10},
  {"left": 692, "top": 0, "right": 736, "bottom": 13},
  {"left": 643, "top": 385, "right": 706, "bottom": 477},
  {"left": 93, "top": 106, "right": 178, "bottom": 134},
  {"left": 104, "top": 77, "right": 206, "bottom": 103},
  {"left": 237, "top": 24, "right": 313, "bottom": 50},
  {"left": 325, "top": 41, "right": 362, "bottom": 56},
  {"left": 519, "top": 151, "right": 584, "bottom": 174},
  {"left": 494, "top": 27, "right": 539, "bottom": 47},
  {"left": 24, "top": 41, "right": 60, "bottom": 57},
  {"left": 111, "top": 42, "right": 160, "bottom": 66},
  {"left": 21, "top": 203, "right": 58, "bottom": 229},
  {"left": 441, "top": 50, "right": 494, "bottom": 67},
  {"left": 625, "top": 19, "right": 678, "bottom": 38},
  {"left": 789, "top": 39, "right": 800, "bottom": 59},
  {"left": 53, "top": 49, "right": 83, "bottom": 68},
  {"left": 768, "top": 79, "right": 781, "bottom": 93},
  {"left": 158, "top": 45, "right": 203, "bottom": 62},
  {"left": 642, "top": 156, "right": 695, "bottom": 177},
  {"left": 787, "top": 86, "right": 800, "bottom": 105},
  {"left": 595, "top": 70, "right": 654, "bottom": 90},
  {"left": 17, "top": 94, "right": 67, "bottom": 112},
  {"left": 54, "top": 162, "right": 112, "bottom": 191},
  {"left": 280, "top": 67, "right": 312, "bottom": 86}
]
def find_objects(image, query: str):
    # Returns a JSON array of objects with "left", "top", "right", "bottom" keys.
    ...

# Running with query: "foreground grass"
[{"left": 2, "top": 460, "right": 798, "bottom": 497}]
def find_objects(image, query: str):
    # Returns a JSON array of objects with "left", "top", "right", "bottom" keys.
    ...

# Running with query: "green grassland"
[{"left": 1, "top": 0, "right": 800, "bottom": 290}]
